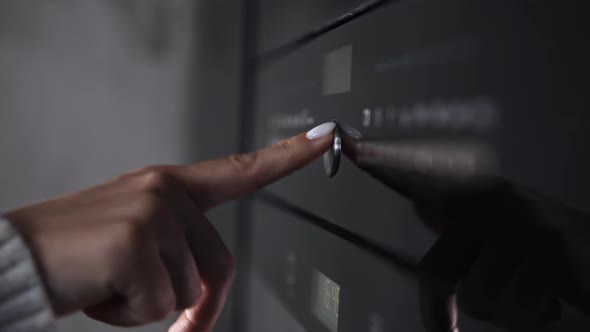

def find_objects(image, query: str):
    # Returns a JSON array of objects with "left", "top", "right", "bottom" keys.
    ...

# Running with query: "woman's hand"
[{"left": 4, "top": 123, "right": 335, "bottom": 332}]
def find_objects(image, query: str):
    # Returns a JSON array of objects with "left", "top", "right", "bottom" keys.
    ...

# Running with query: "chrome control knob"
[{"left": 323, "top": 122, "right": 341, "bottom": 178}]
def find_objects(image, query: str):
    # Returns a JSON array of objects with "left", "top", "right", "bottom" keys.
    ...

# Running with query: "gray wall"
[
  {"left": 189, "top": 1, "right": 244, "bottom": 331},
  {"left": 0, "top": 1, "right": 242, "bottom": 331}
]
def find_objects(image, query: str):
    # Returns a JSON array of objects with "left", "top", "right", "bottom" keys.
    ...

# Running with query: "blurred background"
[{"left": 0, "top": 1, "right": 242, "bottom": 331}]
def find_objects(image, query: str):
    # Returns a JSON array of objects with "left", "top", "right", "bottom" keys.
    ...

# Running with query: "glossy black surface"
[
  {"left": 245, "top": 0, "right": 589, "bottom": 331},
  {"left": 245, "top": 202, "right": 517, "bottom": 331},
  {"left": 245, "top": 202, "right": 426, "bottom": 332},
  {"left": 252, "top": 0, "right": 589, "bottom": 257},
  {"left": 256, "top": 0, "right": 368, "bottom": 54}
]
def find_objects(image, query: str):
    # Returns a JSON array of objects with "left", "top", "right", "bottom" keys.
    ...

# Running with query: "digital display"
[
  {"left": 323, "top": 44, "right": 352, "bottom": 95},
  {"left": 311, "top": 270, "right": 341, "bottom": 332}
]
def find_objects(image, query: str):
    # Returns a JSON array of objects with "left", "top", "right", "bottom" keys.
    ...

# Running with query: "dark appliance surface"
[{"left": 240, "top": 1, "right": 590, "bottom": 331}]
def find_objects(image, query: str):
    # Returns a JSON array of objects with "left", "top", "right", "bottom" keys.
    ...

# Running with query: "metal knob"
[{"left": 323, "top": 122, "right": 341, "bottom": 178}]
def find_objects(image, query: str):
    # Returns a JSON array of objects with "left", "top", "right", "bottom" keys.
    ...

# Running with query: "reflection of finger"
[
  {"left": 495, "top": 231, "right": 562, "bottom": 331},
  {"left": 456, "top": 230, "right": 523, "bottom": 322},
  {"left": 169, "top": 214, "right": 234, "bottom": 332},
  {"left": 560, "top": 225, "right": 590, "bottom": 315},
  {"left": 419, "top": 291, "right": 459, "bottom": 332},
  {"left": 419, "top": 216, "right": 490, "bottom": 332},
  {"left": 495, "top": 264, "right": 561, "bottom": 331}
]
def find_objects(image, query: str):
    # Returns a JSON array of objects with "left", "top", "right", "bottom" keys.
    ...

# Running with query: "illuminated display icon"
[
  {"left": 323, "top": 44, "right": 353, "bottom": 96},
  {"left": 323, "top": 278, "right": 340, "bottom": 315},
  {"left": 312, "top": 270, "right": 341, "bottom": 332}
]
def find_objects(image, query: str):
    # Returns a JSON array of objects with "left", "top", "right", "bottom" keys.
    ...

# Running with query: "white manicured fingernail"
[{"left": 306, "top": 122, "right": 336, "bottom": 140}]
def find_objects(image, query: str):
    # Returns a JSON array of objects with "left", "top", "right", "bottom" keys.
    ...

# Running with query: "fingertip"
[
  {"left": 168, "top": 310, "right": 195, "bottom": 332},
  {"left": 286, "top": 125, "right": 334, "bottom": 159},
  {"left": 305, "top": 122, "right": 336, "bottom": 140},
  {"left": 293, "top": 128, "right": 334, "bottom": 154}
]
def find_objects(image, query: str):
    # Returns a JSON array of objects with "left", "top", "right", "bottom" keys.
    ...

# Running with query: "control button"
[
  {"left": 284, "top": 251, "right": 297, "bottom": 297},
  {"left": 362, "top": 108, "right": 372, "bottom": 127},
  {"left": 323, "top": 122, "right": 341, "bottom": 178},
  {"left": 369, "top": 314, "right": 385, "bottom": 332},
  {"left": 373, "top": 107, "right": 384, "bottom": 128}
]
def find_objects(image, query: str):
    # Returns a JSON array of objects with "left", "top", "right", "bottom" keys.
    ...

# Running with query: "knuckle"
[
  {"left": 150, "top": 290, "right": 176, "bottom": 320},
  {"left": 126, "top": 164, "right": 167, "bottom": 178},
  {"left": 189, "top": 285, "right": 204, "bottom": 307},
  {"left": 139, "top": 169, "right": 173, "bottom": 193},
  {"left": 216, "top": 248, "right": 236, "bottom": 283},
  {"left": 118, "top": 221, "right": 149, "bottom": 248},
  {"left": 135, "top": 192, "right": 165, "bottom": 221},
  {"left": 227, "top": 152, "right": 258, "bottom": 173},
  {"left": 108, "top": 221, "right": 151, "bottom": 265},
  {"left": 456, "top": 284, "right": 494, "bottom": 321},
  {"left": 179, "top": 283, "right": 203, "bottom": 310},
  {"left": 276, "top": 137, "right": 295, "bottom": 153}
]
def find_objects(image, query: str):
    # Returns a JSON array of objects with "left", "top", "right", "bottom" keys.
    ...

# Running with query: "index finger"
[{"left": 175, "top": 122, "right": 335, "bottom": 211}]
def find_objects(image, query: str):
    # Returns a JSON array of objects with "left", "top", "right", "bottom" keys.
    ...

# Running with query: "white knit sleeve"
[{"left": 0, "top": 218, "right": 54, "bottom": 332}]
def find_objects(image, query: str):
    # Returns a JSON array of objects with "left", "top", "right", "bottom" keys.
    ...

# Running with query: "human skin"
[{"left": 4, "top": 123, "right": 336, "bottom": 332}]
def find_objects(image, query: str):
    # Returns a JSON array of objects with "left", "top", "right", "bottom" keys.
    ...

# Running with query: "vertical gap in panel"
[{"left": 233, "top": 0, "right": 260, "bottom": 330}]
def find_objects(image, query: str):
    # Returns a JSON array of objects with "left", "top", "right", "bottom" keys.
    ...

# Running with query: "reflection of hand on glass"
[
  {"left": 349, "top": 143, "right": 590, "bottom": 330},
  {"left": 341, "top": 126, "right": 590, "bottom": 330},
  {"left": 417, "top": 183, "right": 590, "bottom": 332}
]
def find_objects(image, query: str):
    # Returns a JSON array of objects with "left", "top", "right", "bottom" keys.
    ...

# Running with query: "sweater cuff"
[{"left": 0, "top": 218, "right": 54, "bottom": 332}]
